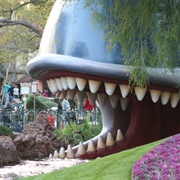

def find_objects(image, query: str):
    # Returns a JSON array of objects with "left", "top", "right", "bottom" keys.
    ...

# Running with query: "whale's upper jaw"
[
  {"left": 26, "top": 53, "right": 180, "bottom": 110},
  {"left": 25, "top": 53, "right": 180, "bottom": 159},
  {"left": 26, "top": 53, "right": 180, "bottom": 90}
]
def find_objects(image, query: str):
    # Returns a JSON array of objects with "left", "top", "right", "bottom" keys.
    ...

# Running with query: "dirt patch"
[{"left": 0, "top": 158, "right": 89, "bottom": 179}]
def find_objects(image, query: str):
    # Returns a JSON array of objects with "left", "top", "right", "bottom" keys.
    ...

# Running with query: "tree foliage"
[
  {"left": 83, "top": 0, "right": 180, "bottom": 86},
  {"left": 0, "top": 0, "right": 55, "bottom": 65}
]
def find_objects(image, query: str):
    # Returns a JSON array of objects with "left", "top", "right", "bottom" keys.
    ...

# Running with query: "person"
[
  {"left": 2, "top": 82, "right": 11, "bottom": 104},
  {"left": 68, "top": 99, "right": 76, "bottom": 110},
  {"left": 43, "top": 88, "right": 49, "bottom": 97},
  {"left": 11, "top": 98, "right": 22, "bottom": 110},
  {"left": 59, "top": 97, "right": 76, "bottom": 125},
  {"left": 13, "top": 84, "right": 19, "bottom": 99},
  {"left": 84, "top": 97, "right": 96, "bottom": 122},
  {"left": 58, "top": 98, "right": 62, "bottom": 110},
  {"left": 2, "top": 102, "right": 14, "bottom": 110},
  {"left": 59, "top": 98, "right": 71, "bottom": 111},
  {"left": 84, "top": 98, "right": 96, "bottom": 111},
  {"left": 48, "top": 113, "right": 55, "bottom": 126},
  {"left": 2, "top": 102, "right": 13, "bottom": 126},
  {"left": 9, "top": 83, "right": 14, "bottom": 100}
]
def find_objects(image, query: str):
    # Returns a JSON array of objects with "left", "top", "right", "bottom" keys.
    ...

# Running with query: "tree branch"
[
  {"left": 0, "top": 19, "right": 43, "bottom": 37},
  {"left": 0, "top": 0, "right": 36, "bottom": 19}
]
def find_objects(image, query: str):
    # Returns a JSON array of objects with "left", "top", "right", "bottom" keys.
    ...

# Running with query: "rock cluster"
[
  {"left": 14, "top": 111, "right": 62, "bottom": 159},
  {"left": 0, "top": 136, "right": 21, "bottom": 166}
]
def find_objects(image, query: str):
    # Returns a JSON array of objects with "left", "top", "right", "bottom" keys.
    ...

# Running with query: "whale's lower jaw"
[
  {"left": 73, "top": 92, "right": 180, "bottom": 159},
  {"left": 43, "top": 70, "right": 180, "bottom": 159}
]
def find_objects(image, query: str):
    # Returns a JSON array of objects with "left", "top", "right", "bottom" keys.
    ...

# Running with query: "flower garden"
[{"left": 132, "top": 134, "right": 180, "bottom": 180}]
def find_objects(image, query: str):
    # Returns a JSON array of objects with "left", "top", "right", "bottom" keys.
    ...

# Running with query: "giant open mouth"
[
  {"left": 26, "top": 54, "right": 180, "bottom": 159},
  {"left": 25, "top": 0, "right": 180, "bottom": 159}
]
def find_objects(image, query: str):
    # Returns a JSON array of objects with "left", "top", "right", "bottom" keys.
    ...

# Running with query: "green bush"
[
  {"left": 44, "top": 101, "right": 58, "bottom": 108},
  {"left": 0, "top": 126, "right": 14, "bottom": 138},
  {"left": 55, "top": 119, "right": 102, "bottom": 147},
  {"left": 26, "top": 94, "right": 58, "bottom": 109},
  {"left": 37, "top": 96, "right": 51, "bottom": 102}
]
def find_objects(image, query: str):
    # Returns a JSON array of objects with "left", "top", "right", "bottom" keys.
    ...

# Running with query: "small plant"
[
  {"left": 0, "top": 125, "right": 14, "bottom": 138},
  {"left": 55, "top": 118, "right": 102, "bottom": 147},
  {"left": 132, "top": 134, "right": 180, "bottom": 180}
]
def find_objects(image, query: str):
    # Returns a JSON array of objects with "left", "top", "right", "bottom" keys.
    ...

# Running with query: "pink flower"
[{"left": 132, "top": 133, "right": 180, "bottom": 180}]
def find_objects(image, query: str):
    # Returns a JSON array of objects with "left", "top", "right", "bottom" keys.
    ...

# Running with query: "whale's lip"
[
  {"left": 26, "top": 53, "right": 180, "bottom": 89},
  {"left": 25, "top": 53, "right": 129, "bottom": 80}
]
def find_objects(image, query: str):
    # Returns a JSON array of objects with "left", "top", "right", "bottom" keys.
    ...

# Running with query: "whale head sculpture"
[{"left": 26, "top": 0, "right": 180, "bottom": 159}]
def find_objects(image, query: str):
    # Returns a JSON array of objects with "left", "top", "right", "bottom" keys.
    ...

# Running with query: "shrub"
[
  {"left": 26, "top": 94, "right": 58, "bottom": 109},
  {"left": 55, "top": 119, "right": 102, "bottom": 148},
  {"left": 0, "top": 126, "right": 14, "bottom": 138},
  {"left": 44, "top": 101, "right": 58, "bottom": 108}
]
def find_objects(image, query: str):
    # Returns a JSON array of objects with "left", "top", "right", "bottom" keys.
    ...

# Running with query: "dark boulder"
[
  {"left": 14, "top": 111, "right": 62, "bottom": 159},
  {"left": 0, "top": 136, "right": 21, "bottom": 166}
]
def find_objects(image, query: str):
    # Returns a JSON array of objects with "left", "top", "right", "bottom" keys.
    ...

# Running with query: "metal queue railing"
[{"left": 0, "top": 109, "right": 101, "bottom": 132}]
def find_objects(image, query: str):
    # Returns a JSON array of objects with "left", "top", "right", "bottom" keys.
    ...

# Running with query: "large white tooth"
[
  {"left": 97, "top": 136, "right": 106, "bottom": 149},
  {"left": 67, "top": 88, "right": 77, "bottom": 99},
  {"left": 119, "top": 84, "right": 130, "bottom": 98},
  {"left": 171, "top": 92, "right": 180, "bottom": 108},
  {"left": 88, "top": 80, "right": 101, "bottom": 93},
  {"left": 104, "top": 82, "right": 117, "bottom": 96},
  {"left": 116, "top": 129, "right": 124, "bottom": 141},
  {"left": 97, "top": 93, "right": 108, "bottom": 107},
  {"left": 161, "top": 91, "right": 171, "bottom": 105},
  {"left": 87, "top": 92, "right": 97, "bottom": 106},
  {"left": 55, "top": 78, "right": 63, "bottom": 91},
  {"left": 49, "top": 153, "right": 53, "bottom": 159},
  {"left": 76, "top": 90, "right": 86, "bottom": 103},
  {"left": 109, "top": 95, "right": 120, "bottom": 108},
  {"left": 76, "top": 78, "right": 87, "bottom": 91},
  {"left": 49, "top": 79, "right": 58, "bottom": 93},
  {"left": 149, "top": 89, "right": 161, "bottom": 103},
  {"left": 66, "top": 144, "right": 75, "bottom": 159},
  {"left": 61, "top": 77, "right": 68, "bottom": 90},
  {"left": 76, "top": 142, "right": 86, "bottom": 155},
  {"left": 134, "top": 87, "right": 147, "bottom": 101},
  {"left": 106, "top": 132, "right": 115, "bottom": 146},
  {"left": 47, "top": 80, "right": 53, "bottom": 93},
  {"left": 120, "top": 97, "right": 130, "bottom": 111},
  {"left": 53, "top": 150, "right": 59, "bottom": 158},
  {"left": 59, "top": 147, "right": 65, "bottom": 159},
  {"left": 60, "top": 90, "right": 67, "bottom": 99},
  {"left": 67, "top": 77, "right": 76, "bottom": 90},
  {"left": 87, "top": 139, "right": 96, "bottom": 152}
]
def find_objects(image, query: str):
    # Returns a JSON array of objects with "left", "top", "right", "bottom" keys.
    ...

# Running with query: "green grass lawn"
[{"left": 21, "top": 139, "right": 165, "bottom": 180}]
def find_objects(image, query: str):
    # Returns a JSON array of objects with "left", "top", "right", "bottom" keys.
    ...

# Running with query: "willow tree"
[{"left": 81, "top": 0, "right": 180, "bottom": 86}]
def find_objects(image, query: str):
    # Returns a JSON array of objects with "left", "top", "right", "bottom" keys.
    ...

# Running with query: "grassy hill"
[{"left": 22, "top": 138, "right": 166, "bottom": 180}]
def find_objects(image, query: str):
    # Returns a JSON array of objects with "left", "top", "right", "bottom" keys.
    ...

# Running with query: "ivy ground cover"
[{"left": 132, "top": 134, "right": 180, "bottom": 180}]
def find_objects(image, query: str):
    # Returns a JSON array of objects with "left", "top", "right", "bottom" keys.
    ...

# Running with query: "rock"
[
  {"left": 3, "top": 172, "right": 19, "bottom": 180},
  {"left": 0, "top": 136, "right": 21, "bottom": 166},
  {"left": 14, "top": 111, "right": 62, "bottom": 159}
]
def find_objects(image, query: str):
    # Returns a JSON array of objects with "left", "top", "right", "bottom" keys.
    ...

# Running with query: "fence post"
[{"left": 56, "top": 109, "right": 59, "bottom": 129}]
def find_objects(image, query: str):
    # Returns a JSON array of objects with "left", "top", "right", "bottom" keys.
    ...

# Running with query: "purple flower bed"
[{"left": 132, "top": 134, "right": 180, "bottom": 180}]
